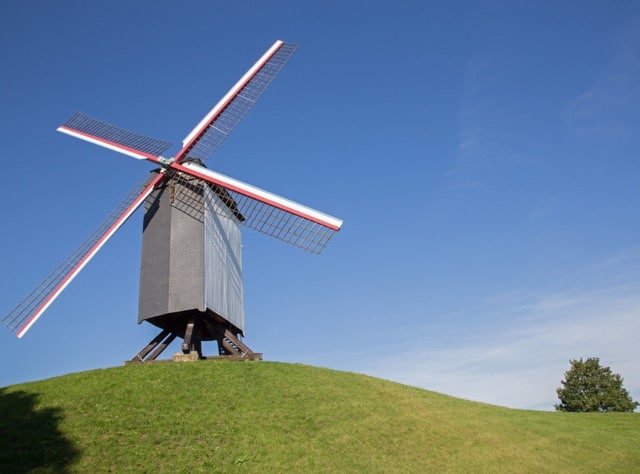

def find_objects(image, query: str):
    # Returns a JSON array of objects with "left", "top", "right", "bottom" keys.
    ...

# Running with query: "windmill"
[{"left": 2, "top": 40, "right": 343, "bottom": 362}]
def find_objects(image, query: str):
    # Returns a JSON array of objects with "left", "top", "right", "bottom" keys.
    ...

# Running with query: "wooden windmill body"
[{"left": 137, "top": 167, "right": 249, "bottom": 360}]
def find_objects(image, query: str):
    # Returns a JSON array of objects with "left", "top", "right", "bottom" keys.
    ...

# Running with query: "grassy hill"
[{"left": 1, "top": 362, "right": 638, "bottom": 472}]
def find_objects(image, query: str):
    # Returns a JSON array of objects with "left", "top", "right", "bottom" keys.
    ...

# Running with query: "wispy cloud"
[
  {"left": 563, "top": 17, "right": 640, "bottom": 140},
  {"left": 351, "top": 250, "right": 640, "bottom": 410},
  {"left": 448, "top": 52, "right": 540, "bottom": 192},
  {"left": 450, "top": 53, "right": 507, "bottom": 190}
]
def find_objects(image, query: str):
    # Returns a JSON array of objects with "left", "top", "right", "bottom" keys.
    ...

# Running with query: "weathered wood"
[
  {"left": 202, "top": 353, "right": 262, "bottom": 361},
  {"left": 182, "top": 319, "right": 195, "bottom": 354},
  {"left": 129, "top": 328, "right": 172, "bottom": 362},
  {"left": 125, "top": 310, "right": 259, "bottom": 363},
  {"left": 221, "top": 337, "right": 241, "bottom": 356},
  {"left": 148, "top": 332, "right": 178, "bottom": 361},
  {"left": 223, "top": 329, "right": 252, "bottom": 354}
]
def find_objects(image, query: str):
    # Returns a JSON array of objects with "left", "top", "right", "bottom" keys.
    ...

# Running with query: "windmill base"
[
  {"left": 126, "top": 312, "right": 261, "bottom": 364},
  {"left": 172, "top": 351, "right": 200, "bottom": 362}
]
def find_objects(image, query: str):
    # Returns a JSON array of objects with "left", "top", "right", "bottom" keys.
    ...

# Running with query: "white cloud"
[
  {"left": 354, "top": 280, "right": 640, "bottom": 411},
  {"left": 563, "top": 17, "right": 640, "bottom": 139}
]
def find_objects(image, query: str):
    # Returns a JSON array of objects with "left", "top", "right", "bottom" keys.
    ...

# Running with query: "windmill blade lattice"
[
  {"left": 58, "top": 112, "right": 173, "bottom": 161},
  {"left": 178, "top": 42, "right": 298, "bottom": 163},
  {"left": 170, "top": 164, "right": 341, "bottom": 254},
  {"left": 223, "top": 189, "right": 338, "bottom": 254},
  {"left": 2, "top": 177, "right": 161, "bottom": 337}
]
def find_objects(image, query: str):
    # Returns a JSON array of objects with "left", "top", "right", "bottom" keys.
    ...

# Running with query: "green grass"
[{"left": 1, "top": 362, "right": 638, "bottom": 472}]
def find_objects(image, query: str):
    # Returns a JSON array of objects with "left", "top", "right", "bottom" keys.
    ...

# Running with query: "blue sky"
[{"left": 1, "top": 1, "right": 639, "bottom": 410}]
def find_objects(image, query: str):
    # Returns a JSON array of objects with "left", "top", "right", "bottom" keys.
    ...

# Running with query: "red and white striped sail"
[
  {"left": 175, "top": 41, "right": 298, "bottom": 164},
  {"left": 57, "top": 112, "right": 172, "bottom": 163},
  {"left": 172, "top": 161, "right": 342, "bottom": 253},
  {"left": 1, "top": 174, "right": 165, "bottom": 338}
]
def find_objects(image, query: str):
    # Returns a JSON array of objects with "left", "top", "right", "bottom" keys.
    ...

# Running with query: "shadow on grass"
[{"left": 0, "top": 388, "right": 80, "bottom": 472}]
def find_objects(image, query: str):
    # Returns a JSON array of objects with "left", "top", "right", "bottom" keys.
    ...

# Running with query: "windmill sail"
[
  {"left": 5, "top": 40, "right": 342, "bottom": 346},
  {"left": 176, "top": 41, "right": 298, "bottom": 164},
  {"left": 57, "top": 112, "right": 172, "bottom": 162},
  {"left": 2, "top": 174, "right": 165, "bottom": 338},
  {"left": 172, "top": 161, "right": 342, "bottom": 254}
]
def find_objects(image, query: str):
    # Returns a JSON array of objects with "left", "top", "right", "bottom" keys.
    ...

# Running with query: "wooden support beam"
[
  {"left": 129, "top": 328, "right": 171, "bottom": 362},
  {"left": 148, "top": 332, "right": 178, "bottom": 361},
  {"left": 223, "top": 329, "right": 252, "bottom": 354},
  {"left": 221, "top": 337, "right": 241, "bottom": 356},
  {"left": 126, "top": 312, "right": 259, "bottom": 363},
  {"left": 182, "top": 319, "right": 195, "bottom": 354}
]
